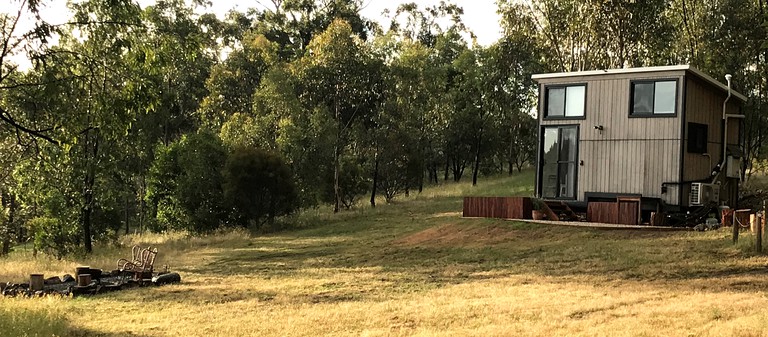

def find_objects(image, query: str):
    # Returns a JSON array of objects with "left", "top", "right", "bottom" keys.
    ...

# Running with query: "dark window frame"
[
  {"left": 629, "top": 79, "right": 679, "bottom": 118},
  {"left": 687, "top": 122, "right": 709, "bottom": 154},
  {"left": 543, "top": 83, "right": 588, "bottom": 120},
  {"left": 537, "top": 125, "right": 580, "bottom": 201}
]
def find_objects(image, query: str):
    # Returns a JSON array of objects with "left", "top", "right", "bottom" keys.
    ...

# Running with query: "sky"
[
  {"left": 5, "top": 0, "right": 501, "bottom": 69},
  {"left": 20, "top": 0, "right": 502, "bottom": 45}
]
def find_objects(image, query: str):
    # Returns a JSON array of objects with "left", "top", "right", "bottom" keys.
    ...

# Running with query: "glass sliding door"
[
  {"left": 540, "top": 126, "right": 578, "bottom": 199},
  {"left": 541, "top": 128, "right": 560, "bottom": 198}
]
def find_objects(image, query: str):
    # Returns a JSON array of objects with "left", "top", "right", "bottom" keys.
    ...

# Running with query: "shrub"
[
  {"left": 146, "top": 131, "right": 227, "bottom": 233},
  {"left": 223, "top": 148, "right": 298, "bottom": 229},
  {"left": 27, "top": 217, "right": 78, "bottom": 260}
]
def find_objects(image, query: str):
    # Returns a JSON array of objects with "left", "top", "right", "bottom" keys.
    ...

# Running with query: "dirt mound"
[{"left": 393, "top": 223, "right": 522, "bottom": 247}]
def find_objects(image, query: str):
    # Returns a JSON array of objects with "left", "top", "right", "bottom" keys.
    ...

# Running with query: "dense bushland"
[{"left": 1, "top": 0, "right": 768, "bottom": 257}]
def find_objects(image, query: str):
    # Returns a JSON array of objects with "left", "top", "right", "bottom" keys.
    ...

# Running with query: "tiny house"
[{"left": 532, "top": 65, "right": 746, "bottom": 222}]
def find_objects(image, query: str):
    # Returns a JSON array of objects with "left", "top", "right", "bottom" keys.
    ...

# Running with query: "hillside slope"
[{"left": 3, "top": 171, "right": 768, "bottom": 337}]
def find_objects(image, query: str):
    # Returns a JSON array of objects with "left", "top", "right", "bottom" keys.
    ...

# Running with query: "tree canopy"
[{"left": 2, "top": 0, "right": 768, "bottom": 257}]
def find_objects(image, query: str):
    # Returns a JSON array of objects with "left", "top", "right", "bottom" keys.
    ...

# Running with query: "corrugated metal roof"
[{"left": 532, "top": 65, "right": 748, "bottom": 102}]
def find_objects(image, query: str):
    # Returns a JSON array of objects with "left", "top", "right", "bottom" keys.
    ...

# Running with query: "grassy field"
[{"left": 3, "top": 170, "right": 768, "bottom": 336}]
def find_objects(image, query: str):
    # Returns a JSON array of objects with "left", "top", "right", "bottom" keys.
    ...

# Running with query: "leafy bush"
[
  {"left": 27, "top": 217, "right": 78, "bottom": 260},
  {"left": 322, "top": 155, "right": 369, "bottom": 209},
  {"left": 146, "top": 131, "right": 227, "bottom": 233},
  {"left": 223, "top": 147, "right": 298, "bottom": 229}
]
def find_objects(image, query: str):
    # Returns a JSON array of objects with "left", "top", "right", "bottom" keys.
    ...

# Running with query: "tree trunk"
[
  {"left": 452, "top": 156, "right": 465, "bottom": 182},
  {"left": 333, "top": 83, "right": 342, "bottom": 214},
  {"left": 268, "top": 197, "right": 276, "bottom": 229},
  {"left": 16, "top": 201, "right": 25, "bottom": 243},
  {"left": 418, "top": 161, "right": 424, "bottom": 193},
  {"left": 124, "top": 194, "right": 130, "bottom": 235},
  {"left": 472, "top": 133, "right": 483, "bottom": 186},
  {"left": 370, "top": 145, "right": 379, "bottom": 208},
  {"left": 444, "top": 156, "right": 449, "bottom": 181},
  {"left": 333, "top": 140, "right": 341, "bottom": 213},
  {"left": 508, "top": 135, "right": 515, "bottom": 175},
  {"left": 1, "top": 192, "right": 14, "bottom": 256},
  {"left": 139, "top": 175, "right": 145, "bottom": 235},
  {"left": 82, "top": 189, "right": 93, "bottom": 254},
  {"left": 81, "top": 130, "right": 98, "bottom": 254}
]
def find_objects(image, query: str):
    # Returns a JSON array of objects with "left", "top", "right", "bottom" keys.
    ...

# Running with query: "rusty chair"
[{"left": 117, "top": 245, "right": 158, "bottom": 280}]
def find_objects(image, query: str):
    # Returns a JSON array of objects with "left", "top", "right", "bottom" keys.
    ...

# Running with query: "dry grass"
[{"left": 3, "top": 171, "right": 768, "bottom": 336}]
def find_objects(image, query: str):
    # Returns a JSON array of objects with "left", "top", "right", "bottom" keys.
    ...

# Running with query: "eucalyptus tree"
[
  {"left": 253, "top": 0, "right": 377, "bottom": 61},
  {"left": 35, "top": 0, "right": 147, "bottom": 253},
  {"left": 1, "top": 0, "right": 68, "bottom": 144},
  {"left": 108, "top": 0, "right": 221, "bottom": 235},
  {"left": 386, "top": 1, "right": 467, "bottom": 47},
  {"left": 197, "top": 32, "right": 276, "bottom": 128},
  {"left": 293, "top": 19, "right": 384, "bottom": 212},
  {"left": 521, "top": 0, "right": 674, "bottom": 71},
  {"left": 427, "top": 28, "right": 472, "bottom": 182},
  {"left": 0, "top": 136, "right": 26, "bottom": 255},
  {"left": 222, "top": 62, "right": 334, "bottom": 207},
  {"left": 369, "top": 38, "right": 439, "bottom": 204},
  {"left": 494, "top": 2, "right": 541, "bottom": 174},
  {"left": 447, "top": 47, "right": 484, "bottom": 184}
]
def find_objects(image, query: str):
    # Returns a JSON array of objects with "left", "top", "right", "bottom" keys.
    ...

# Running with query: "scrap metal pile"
[{"left": 1, "top": 245, "right": 181, "bottom": 298}]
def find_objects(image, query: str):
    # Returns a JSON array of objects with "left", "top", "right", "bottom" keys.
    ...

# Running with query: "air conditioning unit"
[
  {"left": 690, "top": 182, "right": 720, "bottom": 206},
  {"left": 726, "top": 156, "right": 741, "bottom": 179}
]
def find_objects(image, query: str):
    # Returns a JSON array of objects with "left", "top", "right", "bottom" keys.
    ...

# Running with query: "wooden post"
[
  {"left": 759, "top": 201, "right": 765, "bottom": 253},
  {"left": 29, "top": 274, "right": 44, "bottom": 291},
  {"left": 77, "top": 274, "right": 92, "bottom": 287},
  {"left": 733, "top": 209, "right": 739, "bottom": 244}
]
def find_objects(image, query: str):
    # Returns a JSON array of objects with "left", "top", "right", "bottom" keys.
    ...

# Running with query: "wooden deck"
[{"left": 511, "top": 219, "right": 686, "bottom": 231}]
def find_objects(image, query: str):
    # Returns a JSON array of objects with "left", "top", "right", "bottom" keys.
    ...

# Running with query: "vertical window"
[
  {"left": 631, "top": 80, "right": 677, "bottom": 116},
  {"left": 540, "top": 126, "right": 578, "bottom": 199},
  {"left": 545, "top": 85, "right": 586, "bottom": 118},
  {"left": 687, "top": 122, "right": 708, "bottom": 154}
]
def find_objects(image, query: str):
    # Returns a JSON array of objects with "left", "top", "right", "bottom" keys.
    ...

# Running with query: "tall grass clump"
[{"left": 0, "top": 302, "right": 70, "bottom": 337}]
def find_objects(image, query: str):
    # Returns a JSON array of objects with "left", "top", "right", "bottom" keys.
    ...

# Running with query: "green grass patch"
[{"left": 2, "top": 170, "right": 768, "bottom": 336}]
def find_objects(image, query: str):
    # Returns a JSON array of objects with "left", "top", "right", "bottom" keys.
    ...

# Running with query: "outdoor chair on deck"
[{"left": 117, "top": 245, "right": 158, "bottom": 280}]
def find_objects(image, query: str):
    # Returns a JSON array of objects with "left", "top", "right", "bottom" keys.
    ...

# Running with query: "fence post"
[
  {"left": 758, "top": 201, "right": 765, "bottom": 253},
  {"left": 733, "top": 209, "right": 739, "bottom": 244}
]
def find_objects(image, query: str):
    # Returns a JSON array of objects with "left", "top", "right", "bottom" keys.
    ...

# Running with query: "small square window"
[
  {"left": 545, "top": 85, "right": 585, "bottom": 118},
  {"left": 633, "top": 83, "right": 654, "bottom": 114},
  {"left": 687, "top": 122, "right": 708, "bottom": 154},
  {"left": 547, "top": 88, "right": 565, "bottom": 117},
  {"left": 631, "top": 80, "right": 677, "bottom": 116}
]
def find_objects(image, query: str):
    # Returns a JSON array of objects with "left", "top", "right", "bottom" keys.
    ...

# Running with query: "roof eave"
[
  {"left": 685, "top": 67, "right": 748, "bottom": 102},
  {"left": 532, "top": 65, "right": 748, "bottom": 103}
]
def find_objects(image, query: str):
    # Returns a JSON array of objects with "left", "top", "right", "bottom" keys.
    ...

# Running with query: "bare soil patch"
[{"left": 393, "top": 223, "right": 526, "bottom": 247}]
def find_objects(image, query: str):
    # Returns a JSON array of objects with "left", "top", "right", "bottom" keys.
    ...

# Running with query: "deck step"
[{"left": 542, "top": 201, "right": 578, "bottom": 221}]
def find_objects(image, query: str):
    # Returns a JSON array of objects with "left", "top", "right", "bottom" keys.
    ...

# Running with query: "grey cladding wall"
[{"left": 537, "top": 70, "right": 685, "bottom": 205}]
